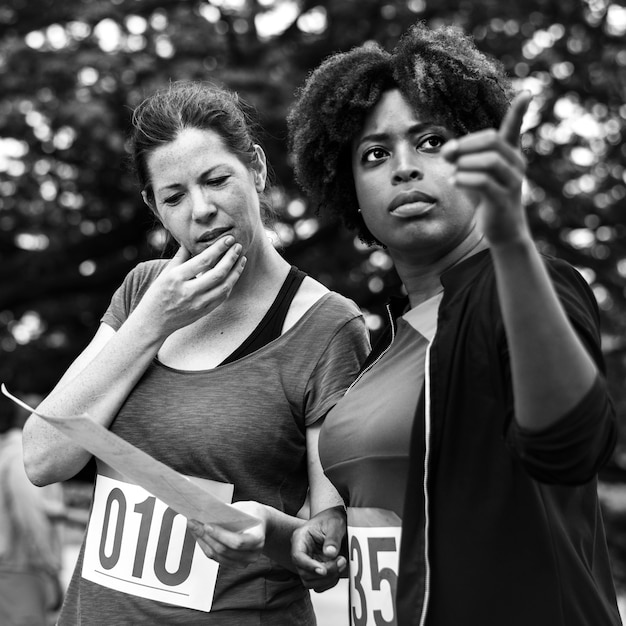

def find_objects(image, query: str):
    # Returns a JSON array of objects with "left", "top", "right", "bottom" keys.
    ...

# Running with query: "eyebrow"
[{"left": 355, "top": 122, "right": 444, "bottom": 149}]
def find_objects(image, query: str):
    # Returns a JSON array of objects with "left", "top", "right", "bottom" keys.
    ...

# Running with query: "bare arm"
[
  {"left": 443, "top": 93, "right": 598, "bottom": 431},
  {"left": 188, "top": 420, "right": 345, "bottom": 573},
  {"left": 23, "top": 239, "right": 246, "bottom": 485},
  {"left": 22, "top": 318, "right": 166, "bottom": 485}
]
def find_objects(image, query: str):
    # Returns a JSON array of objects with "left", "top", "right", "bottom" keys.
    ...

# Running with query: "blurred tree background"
[{"left": 1, "top": 0, "right": 625, "bottom": 598}]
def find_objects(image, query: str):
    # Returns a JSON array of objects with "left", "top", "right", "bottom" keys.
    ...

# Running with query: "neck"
[
  {"left": 394, "top": 232, "right": 487, "bottom": 308},
  {"left": 229, "top": 229, "right": 290, "bottom": 303}
]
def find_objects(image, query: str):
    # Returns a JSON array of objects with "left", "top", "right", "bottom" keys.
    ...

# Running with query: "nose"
[
  {"left": 392, "top": 146, "right": 423, "bottom": 184},
  {"left": 190, "top": 187, "right": 217, "bottom": 222}
]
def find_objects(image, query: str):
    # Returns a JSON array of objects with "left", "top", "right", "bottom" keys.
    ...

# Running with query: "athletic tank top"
[{"left": 220, "top": 266, "right": 306, "bottom": 366}]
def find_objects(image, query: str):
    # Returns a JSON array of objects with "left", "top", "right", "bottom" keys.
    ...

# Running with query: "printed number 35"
[{"left": 350, "top": 535, "right": 398, "bottom": 626}]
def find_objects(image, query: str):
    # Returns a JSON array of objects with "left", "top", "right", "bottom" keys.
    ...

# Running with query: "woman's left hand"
[
  {"left": 187, "top": 501, "right": 267, "bottom": 568},
  {"left": 441, "top": 91, "right": 533, "bottom": 248}
]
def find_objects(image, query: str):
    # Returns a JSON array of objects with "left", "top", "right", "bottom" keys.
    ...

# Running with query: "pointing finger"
[{"left": 499, "top": 91, "right": 532, "bottom": 147}]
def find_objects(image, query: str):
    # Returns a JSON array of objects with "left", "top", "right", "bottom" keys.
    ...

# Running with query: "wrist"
[
  {"left": 488, "top": 232, "right": 536, "bottom": 257},
  {"left": 121, "top": 306, "right": 169, "bottom": 347}
]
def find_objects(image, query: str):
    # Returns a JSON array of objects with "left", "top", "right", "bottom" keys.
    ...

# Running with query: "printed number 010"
[{"left": 99, "top": 487, "right": 196, "bottom": 586}]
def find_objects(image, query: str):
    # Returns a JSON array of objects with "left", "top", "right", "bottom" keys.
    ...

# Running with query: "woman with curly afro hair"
[{"left": 289, "top": 22, "right": 620, "bottom": 626}]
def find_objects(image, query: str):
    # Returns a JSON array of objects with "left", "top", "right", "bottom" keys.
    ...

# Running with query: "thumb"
[
  {"left": 323, "top": 538, "right": 340, "bottom": 558},
  {"left": 499, "top": 91, "right": 532, "bottom": 147},
  {"left": 322, "top": 526, "right": 344, "bottom": 558}
]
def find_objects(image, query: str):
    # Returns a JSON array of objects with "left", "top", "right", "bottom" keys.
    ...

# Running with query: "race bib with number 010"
[
  {"left": 82, "top": 472, "right": 231, "bottom": 612},
  {"left": 347, "top": 507, "right": 402, "bottom": 626}
]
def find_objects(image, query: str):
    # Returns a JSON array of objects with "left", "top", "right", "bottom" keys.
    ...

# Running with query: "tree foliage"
[{"left": 1, "top": 0, "right": 626, "bottom": 585}]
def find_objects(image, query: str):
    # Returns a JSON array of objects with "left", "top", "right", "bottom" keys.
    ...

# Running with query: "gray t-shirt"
[{"left": 59, "top": 260, "right": 370, "bottom": 626}]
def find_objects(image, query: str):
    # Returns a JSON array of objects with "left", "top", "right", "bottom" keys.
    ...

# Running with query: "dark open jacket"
[{"left": 373, "top": 250, "right": 621, "bottom": 626}]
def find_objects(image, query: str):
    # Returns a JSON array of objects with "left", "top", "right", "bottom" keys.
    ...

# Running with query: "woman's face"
[
  {"left": 351, "top": 89, "right": 480, "bottom": 265},
  {"left": 145, "top": 127, "right": 267, "bottom": 257}
]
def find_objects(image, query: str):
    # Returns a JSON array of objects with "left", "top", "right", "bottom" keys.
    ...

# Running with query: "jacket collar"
[
  {"left": 440, "top": 248, "right": 492, "bottom": 292},
  {"left": 387, "top": 249, "right": 492, "bottom": 321}
]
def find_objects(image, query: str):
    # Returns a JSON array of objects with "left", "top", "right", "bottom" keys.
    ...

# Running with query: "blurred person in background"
[
  {"left": 0, "top": 392, "right": 65, "bottom": 626},
  {"left": 288, "top": 22, "right": 621, "bottom": 626}
]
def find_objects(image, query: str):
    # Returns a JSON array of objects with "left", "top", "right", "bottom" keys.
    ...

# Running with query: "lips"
[
  {"left": 387, "top": 190, "right": 437, "bottom": 214},
  {"left": 196, "top": 227, "right": 232, "bottom": 245}
]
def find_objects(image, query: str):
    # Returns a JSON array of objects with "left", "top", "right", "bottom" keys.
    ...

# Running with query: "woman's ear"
[
  {"left": 141, "top": 189, "right": 155, "bottom": 211},
  {"left": 251, "top": 145, "right": 267, "bottom": 192}
]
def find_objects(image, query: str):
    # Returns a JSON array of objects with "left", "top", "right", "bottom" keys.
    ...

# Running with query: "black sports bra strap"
[{"left": 219, "top": 266, "right": 307, "bottom": 366}]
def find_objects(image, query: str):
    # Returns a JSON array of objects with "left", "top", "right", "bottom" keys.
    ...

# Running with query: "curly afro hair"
[{"left": 287, "top": 22, "right": 514, "bottom": 245}]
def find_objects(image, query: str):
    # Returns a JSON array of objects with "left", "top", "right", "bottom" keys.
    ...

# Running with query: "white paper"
[
  {"left": 82, "top": 473, "right": 221, "bottom": 611},
  {"left": 2, "top": 384, "right": 259, "bottom": 532}
]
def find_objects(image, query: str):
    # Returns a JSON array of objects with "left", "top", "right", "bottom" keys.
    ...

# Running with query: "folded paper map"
[{"left": 1, "top": 384, "right": 259, "bottom": 532}]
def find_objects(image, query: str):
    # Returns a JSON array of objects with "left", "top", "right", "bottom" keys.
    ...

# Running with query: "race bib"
[
  {"left": 347, "top": 507, "right": 402, "bottom": 626},
  {"left": 82, "top": 471, "right": 233, "bottom": 612}
]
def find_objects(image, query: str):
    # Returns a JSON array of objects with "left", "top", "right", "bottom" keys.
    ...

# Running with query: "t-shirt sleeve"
[
  {"left": 507, "top": 375, "right": 616, "bottom": 484},
  {"left": 101, "top": 261, "right": 166, "bottom": 331},
  {"left": 100, "top": 273, "right": 134, "bottom": 331},
  {"left": 303, "top": 313, "right": 370, "bottom": 427}
]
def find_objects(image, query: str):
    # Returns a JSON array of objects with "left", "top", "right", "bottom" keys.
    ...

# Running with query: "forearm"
[
  {"left": 263, "top": 498, "right": 346, "bottom": 572},
  {"left": 23, "top": 314, "right": 165, "bottom": 485},
  {"left": 490, "top": 236, "right": 598, "bottom": 431},
  {"left": 263, "top": 506, "right": 307, "bottom": 572}
]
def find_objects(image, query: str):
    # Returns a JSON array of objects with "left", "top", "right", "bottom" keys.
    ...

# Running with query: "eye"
[
  {"left": 162, "top": 193, "right": 184, "bottom": 206},
  {"left": 204, "top": 175, "right": 229, "bottom": 186},
  {"left": 417, "top": 134, "right": 446, "bottom": 153},
  {"left": 362, "top": 147, "right": 389, "bottom": 163}
]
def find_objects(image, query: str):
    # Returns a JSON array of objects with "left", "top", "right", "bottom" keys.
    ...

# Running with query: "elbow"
[
  {"left": 22, "top": 446, "right": 57, "bottom": 487},
  {"left": 522, "top": 455, "right": 609, "bottom": 486},
  {"left": 22, "top": 429, "right": 71, "bottom": 486},
  {"left": 23, "top": 456, "right": 73, "bottom": 487},
  {"left": 510, "top": 411, "right": 617, "bottom": 486},
  {"left": 508, "top": 376, "right": 617, "bottom": 486}
]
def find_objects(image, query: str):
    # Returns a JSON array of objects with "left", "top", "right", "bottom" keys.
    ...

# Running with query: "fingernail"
[
  {"left": 223, "top": 236, "right": 235, "bottom": 247},
  {"left": 324, "top": 545, "right": 338, "bottom": 557},
  {"left": 315, "top": 567, "right": 326, "bottom": 575},
  {"left": 188, "top": 520, "right": 202, "bottom": 533},
  {"left": 337, "top": 557, "right": 347, "bottom": 571}
]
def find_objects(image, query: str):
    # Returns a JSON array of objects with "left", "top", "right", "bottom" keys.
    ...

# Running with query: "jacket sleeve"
[
  {"left": 504, "top": 258, "right": 617, "bottom": 485},
  {"left": 507, "top": 374, "right": 616, "bottom": 484}
]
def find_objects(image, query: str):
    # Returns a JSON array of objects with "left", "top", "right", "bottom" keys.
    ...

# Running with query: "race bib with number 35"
[
  {"left": 82, "top": 471, "right": 233, "bottom": 612},
  {"left": 347, "top": 507, "right": 402, "bottom": 626}
]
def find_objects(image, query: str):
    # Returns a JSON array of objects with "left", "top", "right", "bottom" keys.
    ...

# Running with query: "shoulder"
[
  {"left": 117, "top": 259, "right": 169, "bottom": 298},
  {"left": 539, "top": 254, "right": 599, "bottom": 316},
  {"left": 126, "top": 259, "right": 169, "bottom": 283},
  {"left": 541, "top": 255, "right": 602, "bottom": 340},
  {"left": 542, "top": 255, "right": 593, "bottom": 292},
  {"left": 303, "top": 281, "right": 364, "bottom": 325},
  {"left": 102, "top": 259, "right": 169, "bottom": 330},
  {"left": 284, "top": 275, "right": 363, "bottom": 332}
]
